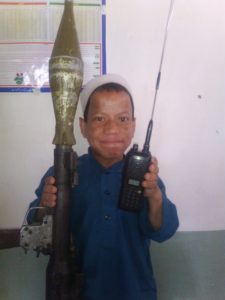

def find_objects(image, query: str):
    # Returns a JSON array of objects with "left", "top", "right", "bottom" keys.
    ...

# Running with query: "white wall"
[{"left": 0, "top": 0, "right": 224, "bottom": 231}]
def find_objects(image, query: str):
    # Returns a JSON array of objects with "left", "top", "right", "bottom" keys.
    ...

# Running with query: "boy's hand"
[
  {"left": 40, "top": 176, "right": 57, "bottom": 208},
  {"left": 142, "top": 157, "right": 163, "bottom": 230},
  {"left": 142, "top": 157, "right": 161, "bottom": 198}
]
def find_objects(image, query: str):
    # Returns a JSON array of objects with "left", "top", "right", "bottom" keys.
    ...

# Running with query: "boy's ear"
[{"left": 79, "top": 117, "right": 87, "bottom": 138}]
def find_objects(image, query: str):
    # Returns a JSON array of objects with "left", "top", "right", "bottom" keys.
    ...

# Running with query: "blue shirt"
[{"left": 31, "top": 149, "right": 179, "bottom": 300}]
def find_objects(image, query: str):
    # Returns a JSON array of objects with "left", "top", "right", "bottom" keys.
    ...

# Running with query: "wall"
[
  {"left": 1, "top": 231, "right": 225, "bottom": 300},
  {"left": 0, "top": 0, "right": 224, "bottom": 231},
  {"left": 0, "top": 0, "right": 225, "bottom": 299},
  {"left": 106, "top": 0, "right": 225, "bottom": 231}
]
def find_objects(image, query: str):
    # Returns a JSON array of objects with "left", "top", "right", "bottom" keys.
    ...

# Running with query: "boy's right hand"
[{"left": 40, "top": 176, "right": 57, "bottom": 208}]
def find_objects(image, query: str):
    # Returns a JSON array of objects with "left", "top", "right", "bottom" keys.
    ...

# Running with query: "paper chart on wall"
[{"left": 0, "top": 0, "right": 106, "bottom": 92}]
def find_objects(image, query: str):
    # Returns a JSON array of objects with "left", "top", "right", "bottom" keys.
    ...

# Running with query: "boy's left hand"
[
  {"left": 142, "top": 157, "right": 160, "bottom": 198},
  {"left": 142, "top": 156, "right": 163, "bottom": 230}
]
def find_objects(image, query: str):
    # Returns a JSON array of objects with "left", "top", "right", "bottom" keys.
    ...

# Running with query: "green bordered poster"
[{"left": 0, "top": 0, "right": 106, "bottom": 92}]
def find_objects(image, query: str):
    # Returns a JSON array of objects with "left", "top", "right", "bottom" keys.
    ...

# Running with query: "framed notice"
[{"left": 0, "top": 0, "right": 106, "bottom": 92}]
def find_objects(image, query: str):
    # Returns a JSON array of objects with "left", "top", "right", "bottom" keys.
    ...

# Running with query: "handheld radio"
[{"left": 119, "top": 0, "right": 175, "bottom": 212}]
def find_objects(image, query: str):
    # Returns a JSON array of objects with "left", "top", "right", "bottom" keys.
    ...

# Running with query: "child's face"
[{"left": 80, "top": 89, "right": 135, "bottom": 168}]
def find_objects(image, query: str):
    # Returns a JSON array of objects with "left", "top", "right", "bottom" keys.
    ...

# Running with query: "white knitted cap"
[{"left": 80, "top": 73, "right": 133, "bottom": 113}]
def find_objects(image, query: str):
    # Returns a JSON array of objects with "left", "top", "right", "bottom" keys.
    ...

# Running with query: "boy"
[{"left": 30, "top": 74, "right": 179, "bottom": 300}]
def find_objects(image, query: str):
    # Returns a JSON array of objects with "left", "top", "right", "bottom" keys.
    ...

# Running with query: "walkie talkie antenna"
[{"left": 143, "top": 0, "right": 175, "bottom": 153}]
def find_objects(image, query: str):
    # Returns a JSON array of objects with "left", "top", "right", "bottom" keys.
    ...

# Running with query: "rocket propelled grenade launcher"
[
  {"left": 19, "top": 1, "right": 83, "bottom": 297},
  {"left": 47, "top": 0, "right": 83, "bottom": 299}
]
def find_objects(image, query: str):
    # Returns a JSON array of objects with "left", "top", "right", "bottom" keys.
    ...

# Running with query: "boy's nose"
[{"left": 104, "top": 119, "right": 119, "bottom": 133}]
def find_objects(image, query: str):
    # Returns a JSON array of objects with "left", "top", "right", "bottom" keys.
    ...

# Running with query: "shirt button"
[{"left": 104, "top": 215, "right": 111, "bottom": 220}]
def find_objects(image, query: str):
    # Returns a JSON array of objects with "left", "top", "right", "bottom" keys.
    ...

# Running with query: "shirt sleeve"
[{"left": 138, "top": 177, "right": 179, "bottom": 242}]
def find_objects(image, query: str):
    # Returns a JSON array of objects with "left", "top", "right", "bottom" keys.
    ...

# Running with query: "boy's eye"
[
  {"left": 94, "top": 116, "right": 105, "bottom": 122},
  {"left": 119, "top": 116, "right": 130, "bottom": 122}
]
